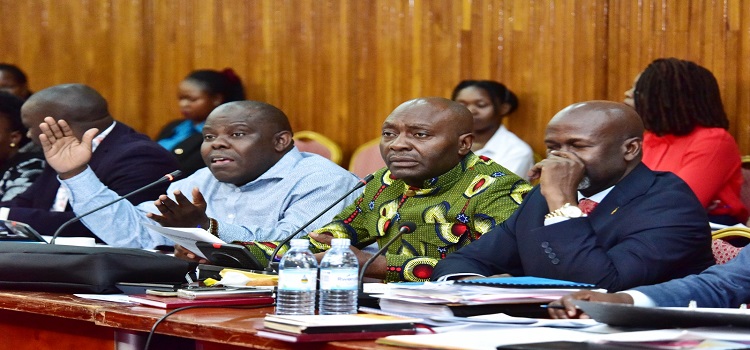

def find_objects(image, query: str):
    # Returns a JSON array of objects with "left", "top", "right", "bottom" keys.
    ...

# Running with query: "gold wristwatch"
[{"left": 544, "top": 203, "right": 583, "bottom": 219}]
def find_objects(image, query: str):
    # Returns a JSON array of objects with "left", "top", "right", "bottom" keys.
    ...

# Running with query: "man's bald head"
[
  {"left": 380, "top": 97, "right": 474, "bottom": 187},
  {"left": 545, "top": 100, "right": 644, "bottom": 195},
  {"left": 201, "top": 100, "right": 295, "bottom": 186},
  {"left": 21, "top": 84, "right": 113, "bottom": 143},
  {"left": 214, "top": 100, "right": 293, "bottom": 135}
]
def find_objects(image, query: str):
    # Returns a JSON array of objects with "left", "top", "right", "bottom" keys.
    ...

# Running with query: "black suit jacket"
[
  {"left": 432, "top": 163, "right": 715, "bottom": 292},
  {"left": 2, "top": 122, "right": 180, "bottom": 238},
  {"left": 157, "top": 120, "right": 206, "bottom": 176}
]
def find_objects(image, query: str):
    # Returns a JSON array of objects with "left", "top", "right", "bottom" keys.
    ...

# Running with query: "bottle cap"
[
  {"left": 289, "top": 239, "right": 309, "bottom": 248},
  {"left": 330, "top": 238, "right": 351, "bottom": 247}
]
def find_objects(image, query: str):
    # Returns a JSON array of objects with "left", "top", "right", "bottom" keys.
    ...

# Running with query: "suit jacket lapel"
[{"left": 588, "top": 163, "right": 655, "bottom": 230}]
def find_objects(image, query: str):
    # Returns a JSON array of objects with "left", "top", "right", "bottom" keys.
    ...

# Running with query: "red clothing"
[{"left": 642, "top": 126, "right": 748, "bottom": 223}]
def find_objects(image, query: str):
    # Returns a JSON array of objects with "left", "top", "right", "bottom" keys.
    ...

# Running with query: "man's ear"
[
  {"left": 273, "top": 131, "right": 293, "bottom": 152},
  {"left": 458, "top": 132, "right": 474, "bottom": 156},
  {"left": 623, "top": 137, "right": 642, "bottom": 161}
]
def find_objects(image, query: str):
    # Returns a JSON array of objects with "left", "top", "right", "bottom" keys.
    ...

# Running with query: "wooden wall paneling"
[
  {"left": 111, "top": 0, "right": 147, "bottom": 131},
  {"left": 2, "top": 0, "right": 750, "bottom": 160},
  {"left": 145, "top": 0, "right": 194, "bottom": 137},
  {"left": 734, "top": 2, "right": 750, "bottom": 154}
]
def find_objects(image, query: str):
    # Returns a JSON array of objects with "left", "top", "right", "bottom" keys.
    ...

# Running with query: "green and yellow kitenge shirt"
[{"left": 242, "top": 152, "right": 531, "bottom": 282}]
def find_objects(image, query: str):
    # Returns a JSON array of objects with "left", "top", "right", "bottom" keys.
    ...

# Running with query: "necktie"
[{"left": 578, "top": 198, "right": 598, "bottom": 215}]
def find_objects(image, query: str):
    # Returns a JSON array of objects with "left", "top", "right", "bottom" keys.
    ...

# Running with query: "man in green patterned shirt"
[{"left": 242, "top": 97, "right": 531, "bottom": 282}]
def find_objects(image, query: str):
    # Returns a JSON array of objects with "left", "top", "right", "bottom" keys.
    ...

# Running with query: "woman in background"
[
  {"left": 0, "top": 64, "right": 32, "bottom": 100},
  {"left": 157, "top": 68, "right": 246, "bottom": 175},
  {"left": 0, "top": 92, "right": 44, "bottom": 201},
  {"left": 624, "top": 57, "right": 747, "bottom": 225},
  {"left": 451, "top": 80, "right": 534, "bottom": 179}
]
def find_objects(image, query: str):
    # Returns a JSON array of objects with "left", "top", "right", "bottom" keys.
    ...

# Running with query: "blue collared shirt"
[{"left": 62, "top": 147, "right": 363, "bottom": 249}]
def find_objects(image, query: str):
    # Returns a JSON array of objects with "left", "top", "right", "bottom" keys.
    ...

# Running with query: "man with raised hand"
[{"left": 37, "top": 100, "right": 361, "bottom": 250}]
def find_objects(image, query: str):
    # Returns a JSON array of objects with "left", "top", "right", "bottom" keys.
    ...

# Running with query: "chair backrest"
[
  {"left": 349, "top": 138, "right": 386, "bottom": 179},
  {"left": 293, "top": 130, "right": 343, "bottom": 165},
  {"left": 710, "top": 227, "right": 750, "bottom": 264}
]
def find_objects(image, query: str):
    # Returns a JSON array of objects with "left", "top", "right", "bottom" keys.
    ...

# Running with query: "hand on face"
[
  {"left": 548, "top": 290, "right": 634, "bottom": 319},
  {"left": 147, "top": 187, "right": 210, "bottom": 228},
  {"left": 528, "top": 149, "right": 586, "bottom": 210},
  {"left": 38, "top": 116, "right": 97, "bottom": 179}
]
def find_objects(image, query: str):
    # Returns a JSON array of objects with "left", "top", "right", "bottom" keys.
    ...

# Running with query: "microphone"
[
  {"left": 358, "top": 221, "right": 416, "bottom": 305},
  {"left": 264, "top": 174, "right": 375, "bottom": 272},
  {"left": 49, "top": 170, "right": 182, "bottom": 244}
]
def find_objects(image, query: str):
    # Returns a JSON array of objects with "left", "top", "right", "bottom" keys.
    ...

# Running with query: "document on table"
[
  {"left": 378, "top": 326, "right": 750, "bottom": 350},
  {"left": 145, "top": 224, "right": 225, "bottom": 258}
]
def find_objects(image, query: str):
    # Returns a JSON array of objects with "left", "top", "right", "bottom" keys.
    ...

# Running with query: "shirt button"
[
  {"left": 548, "top": 253, "right": 556, "bottom": 259},
  {"left": 174, "top": 148, "right": 184, "bottom": 155},
  {"left": 541, "top": 242, "right": 550, "bottom": 248},
  {"left": 551, "top": 258, "right": 560, "bottom": 265},
  {"left": 227, "top": 214, "right": 235, "bottom": 219},
  {"left": 544, "top": 247, "right": 553, "bottom": 254}
]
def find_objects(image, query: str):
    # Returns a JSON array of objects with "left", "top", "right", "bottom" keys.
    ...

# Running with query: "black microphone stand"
[
  {"left": 357, "top": 221, "right": 416, "bottom": 308},
  {"left": 264, "top": 174, "right": 374, "bottom": 273}
]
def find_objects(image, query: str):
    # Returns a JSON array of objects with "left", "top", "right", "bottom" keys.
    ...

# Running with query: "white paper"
[
  {"left": 74, "top": 294, "right": 134, "bottom": 304},
  {"left": 144, "top": 224, "right": 225, "bottom": 258}
]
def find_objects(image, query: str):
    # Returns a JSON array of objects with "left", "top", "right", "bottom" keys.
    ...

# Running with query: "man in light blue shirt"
[{"left": 37, "top": 100, "right": 362, "bottom": 250}]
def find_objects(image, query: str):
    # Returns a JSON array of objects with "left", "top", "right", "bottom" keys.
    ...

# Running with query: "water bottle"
[
  {"left": 318, "top": 238, "right": 359, "bottom": 315},
  {"left": 276, "top": 239, "right": 318, "bottom": 315}
]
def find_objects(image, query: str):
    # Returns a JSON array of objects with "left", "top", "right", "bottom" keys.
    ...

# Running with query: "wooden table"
[{"left": 0, "top": 290, "right": 389, "bottom": 350}]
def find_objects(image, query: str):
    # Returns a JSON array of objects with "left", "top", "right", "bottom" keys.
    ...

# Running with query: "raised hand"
[
  {"left": 38, "top": 116, "right": 99, "bottom": 179},
  {"left": 147, "top": 187, "right": 210, "bottom": 228}
]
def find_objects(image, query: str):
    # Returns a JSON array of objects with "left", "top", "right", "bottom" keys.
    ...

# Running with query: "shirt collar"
[
  {"left": 91, "top": 121, "right": 117, "bottom": 152},
  {"left": 578, "top": 185, "right": 614, "bottom": 203}
]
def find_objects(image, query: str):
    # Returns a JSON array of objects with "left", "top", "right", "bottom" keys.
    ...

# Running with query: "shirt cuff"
[
  {"left": 0, "top": 207, "right": 9, "bottom": 220},
  {"left": 544, "top": 216, "right": 570, "bottom": 226},
  {"left": 621, "top": 290, "right": 657, "bottom": 307}
]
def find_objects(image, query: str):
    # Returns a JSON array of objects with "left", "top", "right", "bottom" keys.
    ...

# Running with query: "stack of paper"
[{"left": 256, "top": 313, "right": 420, "bottom": 343}]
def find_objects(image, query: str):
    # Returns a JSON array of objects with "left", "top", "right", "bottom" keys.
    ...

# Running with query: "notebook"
[{"left": 455, "top": 276, "right": 596, "bottom": 289}]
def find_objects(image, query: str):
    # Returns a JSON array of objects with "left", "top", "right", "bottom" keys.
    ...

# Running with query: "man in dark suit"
[
  {"left": 432, "top": 100, "right": 714, "bottom": 292},
  {"left": 0, "top": 84, "right": 179, "bottom": 238},
  {"left": 549, "top": 247, "right": 750, "bottom": 318}
]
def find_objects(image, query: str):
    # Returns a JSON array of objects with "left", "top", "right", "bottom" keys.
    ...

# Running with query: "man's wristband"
[
  {"left": 207, "top": 217, "right": 219, "bottom": 237},
  {"left": 544, "top": 203, "right": 583, "bottom": 219}
]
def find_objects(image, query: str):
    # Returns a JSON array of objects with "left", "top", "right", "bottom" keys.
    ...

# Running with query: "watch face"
[{"left": 562, "top": 205, "right": 583, "bottom": 217}]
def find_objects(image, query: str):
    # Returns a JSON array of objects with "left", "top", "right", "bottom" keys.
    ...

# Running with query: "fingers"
[
  {"left": 147, "top": 211, "right": 165, "bottom": 223},
  {"left": 192, "top": 187, "right": 207, "bottom": 206},
  {"left": 154, "top": 194, "right": 179, "bottom": 214},
  {"left": 172, "top": 190, "right": 193, "bottom": 207},
  {"left": 527, "top": 163, "right": 543, "bottom": 180},
  {"left": 80, "top": 127, "right": 99, "bottom": 146},
  {"left": 309, "top": 231, "right": 333, "bottom": 245},
  {"left": 173, "top": 244, "right": 207, "bottom": 263}
]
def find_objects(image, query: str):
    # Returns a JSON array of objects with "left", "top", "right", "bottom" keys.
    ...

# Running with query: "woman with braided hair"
[
  {"left": 157, "top": 68, "right": 246, "bottom": 175},
  {"left": 624, "top": 58, "right": 747, "bottom": 225}
]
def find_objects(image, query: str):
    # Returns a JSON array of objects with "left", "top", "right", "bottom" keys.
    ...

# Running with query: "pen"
[{"left": 539, "top": 304, "right": 567, "bottom": 309}]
